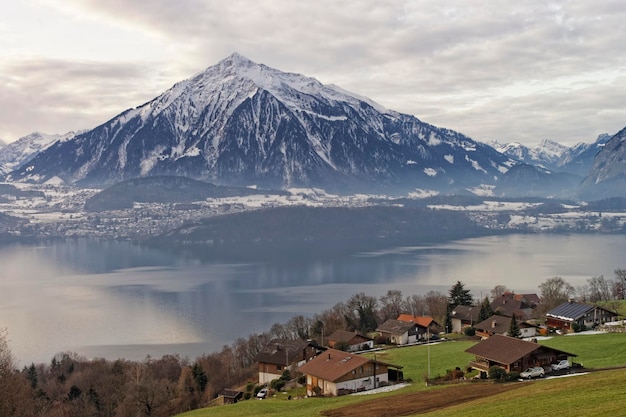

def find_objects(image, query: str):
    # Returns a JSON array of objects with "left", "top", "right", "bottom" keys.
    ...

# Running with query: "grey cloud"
[
  {"left": 0, "top": 59, "right": 173, "bottom": 140},
  {"left": 6, "top": 0, "right": 626, "bottom": 145}
]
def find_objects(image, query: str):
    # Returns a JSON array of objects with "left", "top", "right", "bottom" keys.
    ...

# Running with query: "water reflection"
[{"left": 1, "top": 234, "right": 625, "bottom": 364}]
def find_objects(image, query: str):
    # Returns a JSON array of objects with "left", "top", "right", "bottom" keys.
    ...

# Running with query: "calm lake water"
[{"left": 1, "top": 233, "right": 625, "bottom": 365}]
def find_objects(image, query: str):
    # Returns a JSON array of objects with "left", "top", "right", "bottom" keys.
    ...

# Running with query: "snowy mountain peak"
[{"left": 8, "top": 54, "right": 514, "bottom": 194}]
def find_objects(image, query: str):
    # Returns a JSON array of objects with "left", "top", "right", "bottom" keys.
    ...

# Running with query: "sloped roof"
[
  {"left": 297, "top": 348, "right": 402, "bottom": 382},
  {"left": 376, "top": 319, "right": 416, "bottom": 335},
  {"left": 396, "top": 314, "right": 439, "bottom": 328},
  {"left": 465, "top": 334, "right": 576, "bottom": 365},
  {"left": 474, "top": 315, "right": 512, "bottom": 334},
  {"left": 546, "top": 301, "right": 609, "bottom": 321},
  {"left": 450, "top": 305, "right": 480, "bottom": 322},
  {"left": 296, "top": 349, "right": 372, "bottom": 382},
  {"left": 255, "top": 339, "right": 310, "bottom": 365},
  {"left": 490, "top": 296, "right": 532, "bottom": 318},
  {"left": 219, "top": 389, "right": 243, "bottom": 399},
  {"left": 328, "top": 330, "right": 372, "bottom": 344}
]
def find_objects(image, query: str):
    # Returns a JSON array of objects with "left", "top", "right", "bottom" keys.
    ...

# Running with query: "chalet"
[
  {"left": 546, "top": 301, "right": 618, "bottom": 332},
  {"left": 450, "top": 305, "right": 480, "bottom": 333},
  {"left": 466, "top": 334, "right": 576, "bottom": 376},
  {"left": 376, "top": 319, "right": 420, "bottom": 345},
  {"left": 490, "top": 293, "right": 537, "bottom": 320},
  {"left": 474, "top": 315, "right": 539, "bottom": 339},
  {"left": 296, "top": 348, "right": 403, "bottom": 396},
  {"left": 396, "top": 314, "right": 443, "bottom": 336},
  {"left": 327, "top": 330, "right": 374, "bottom": 352},
  {"left": 255, "top": 339, "right": 319, "bottom": 384}
]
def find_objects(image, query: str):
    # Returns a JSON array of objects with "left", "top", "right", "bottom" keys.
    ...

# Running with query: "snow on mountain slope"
[
  {"left": 0, "top": 131, "right": 78, "bottom": 175},
  {"left": 8, "top": 53, "right": 515, "bottom": 194}
]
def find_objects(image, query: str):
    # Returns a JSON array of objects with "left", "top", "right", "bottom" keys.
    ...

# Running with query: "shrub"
[
  {"left": 464, "top": 327, "right": 476, "bottom": 336},
  {"left": 270, "top": 378, "right": 285, "bottom": 391},
  {"left": 488, "top": 366, "right": 507, "bottom": 382}
]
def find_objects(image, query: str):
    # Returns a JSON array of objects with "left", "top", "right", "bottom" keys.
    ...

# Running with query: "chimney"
[
  {"left": 491, "top": 320, "right": 497, "bottom": 328},
  {"left": 327, "top": 353, "right": 331, "bottom": 360}
]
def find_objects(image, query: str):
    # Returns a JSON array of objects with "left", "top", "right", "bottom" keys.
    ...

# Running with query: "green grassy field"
[
  {"left": 176, "top": 332, "right": 626, "bottom": 417},
  {"left": 420, "top": 368, "right": 626, "bottom": 417}
]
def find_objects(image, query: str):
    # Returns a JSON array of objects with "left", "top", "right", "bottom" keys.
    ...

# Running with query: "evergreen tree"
[
  {"left": 478, "top": 297, "right": 494, "bottom": 322},
  {"left": 509, "top": 314, "right": 521, "bottom": 338},
  {"left": 191, "top": 363, "right": 208, "bottom": 393},
  {"left": 448, "top": 281, "right": 473, "bottom": 308},
  {"left": 444, "top": 307, "right": 453, "bottom": 334}
]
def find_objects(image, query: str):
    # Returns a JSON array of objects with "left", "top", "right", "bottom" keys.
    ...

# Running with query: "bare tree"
[
  {"left": 345, "top": 292, "right": 379, "bottom": 333},
  {"left": 404, "top": 294, "right": 428, "bottom": 317},
  {"left": 539, "top": 276, "right": 575, "bottom": 313},
  {"left": 379, "top": 289, "right": 404, "bottom": 322},
  {"left": 424, "top": 291, "right": 448, "bottom": 326},
  {"left": 490, "top": 285, "right": 508, "bottom": 299},
  {"left": 587, "top": 275, "right": 612, "bottom": 302},
  {"left": 615, "top": 269, "right": 626, "bottom": 299}
]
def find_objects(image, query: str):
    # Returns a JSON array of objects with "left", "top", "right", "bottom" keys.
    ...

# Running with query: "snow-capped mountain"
[
  {"left": 8, "top": 53, "right": 515, "bottom": 194},
  {"left": 556, "top": 134, "right": 610, "bottom": 176},
  {"left": 0, "top": 131, "right": 78, "bottom": 176},
  {"left": 579, "top": 128, "right": 626, "bottom": 199},
  {"left": 492, "top": 139, "right": 569, "bottom": 171},
  {"left": 493, "top": 134, "right": 612, "bottom": 179}
]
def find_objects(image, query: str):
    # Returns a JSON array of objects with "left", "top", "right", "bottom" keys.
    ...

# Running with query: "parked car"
[
  {"left": 551, "top": 360, "right": 570, "bottom": 371},
  {"left": 256, "top": 388, "right": 269, "bottom": 399},
  {"left": 520, "top": 366, "right": 545, "bottom": 379}
]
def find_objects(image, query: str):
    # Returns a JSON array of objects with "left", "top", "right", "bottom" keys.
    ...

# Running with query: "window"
[{"left": 277, "top": 365, "right": 282, "bottom": 371}]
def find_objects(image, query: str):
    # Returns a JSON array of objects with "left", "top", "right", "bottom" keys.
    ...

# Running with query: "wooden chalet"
[
  {"left": 296, "top": 348, "right": 403, "bottom": 396},
  {"left": 474, "top": 315, "right": 539, "bottom": 339},
  {"left": 546, "top": 301, "right": 618, "bottom": 332},
  {"left": 327, "top": 330, "right": 374, "bottom": 352},
  {"left": 466, "top": 334, "right": 576, "bottom": 376},
  {"left": 255, "top": 339, "right": 319, "bottom": 384},
  {"left": 396, "top": 314, "right": 443, "bottom": 336}
]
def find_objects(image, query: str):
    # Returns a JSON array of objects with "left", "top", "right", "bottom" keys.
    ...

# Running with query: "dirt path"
[{"left": 321, "top": 382, "right": 522, "bottom": 417}]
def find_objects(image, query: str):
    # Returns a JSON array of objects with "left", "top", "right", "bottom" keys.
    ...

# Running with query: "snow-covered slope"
[
  {"left": 493, "top": 139, "right": 568, "bottom": 171},
  {"left": 579, "top": 128, "right": 626, "bottom": 199},
  {"left": 0, "top": 131, "right": 78, "bottom": 175},
  {"left": 8, "top": 53, "right": 515, "bottom": 194}
]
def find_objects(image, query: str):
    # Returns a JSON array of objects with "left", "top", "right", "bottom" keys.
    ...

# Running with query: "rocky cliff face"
[
  {"left": 579, "top": 128, "right": 626, "bottom": 199},
  {"left": 8, "top": 53, "right": 513, "bottom": 194}
]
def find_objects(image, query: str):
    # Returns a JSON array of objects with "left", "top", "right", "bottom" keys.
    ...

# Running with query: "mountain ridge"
[{"left": 7, "top": 53, "right": 514, "bottom": 195}]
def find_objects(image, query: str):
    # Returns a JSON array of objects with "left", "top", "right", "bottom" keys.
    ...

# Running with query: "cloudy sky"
[{"left": 2, "top": 1, "right": 626, "bottom": 146}]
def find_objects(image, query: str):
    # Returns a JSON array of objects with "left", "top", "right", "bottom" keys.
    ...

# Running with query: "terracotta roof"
[
  {"left": 465, "top": 334, "right": 576, "bottom": 365},
  {"left": 296, "top": 349, "right": 372, "bottom": 382},
  {"left": 396, "top": 314, "right": 437, "bottom": 328},
  {"left": 376, "top": 319, "right": 416, "bottom": 335}
]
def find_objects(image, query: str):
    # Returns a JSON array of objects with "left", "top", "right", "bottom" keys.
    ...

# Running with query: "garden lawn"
[
  {"left": 175, "top": 333, "right": 626, "bottom": 417},
  {"left": 539, "top": 332, "right": 626, "bottom": 369}
]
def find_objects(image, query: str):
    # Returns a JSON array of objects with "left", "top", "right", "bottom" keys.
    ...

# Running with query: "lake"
[{"left": 1, "top": 233, "right": 625, "bottom": 365}]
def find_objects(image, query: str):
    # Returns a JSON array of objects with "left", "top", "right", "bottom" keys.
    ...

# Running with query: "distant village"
[{"left": 1, "top": 182, "right": 626, "bottom": 240}]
